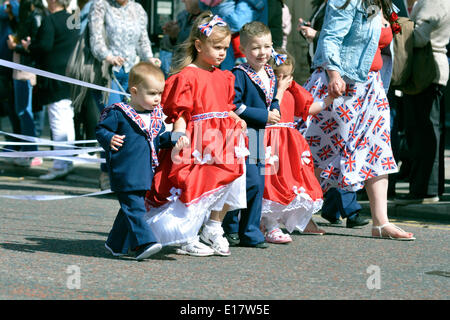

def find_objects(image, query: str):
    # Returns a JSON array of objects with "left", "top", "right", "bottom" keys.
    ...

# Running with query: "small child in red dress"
[
  {"left": 145, "top": 12, "right": 248, "bottom": 257},
  {"left": 261, "top": 48, "right": 333, "bottom": 243}
]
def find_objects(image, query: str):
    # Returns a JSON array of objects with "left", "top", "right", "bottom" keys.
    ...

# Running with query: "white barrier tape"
[
  {"left": 0, "top": 147, "right": 102, "bottom": 158},
  {"left": 47, "top": 155, "right": 105, "bottom": 164},
  {"left": 0, "top": 131, "right": 98, "bottom": 148},
  {"left": 0, "top": 141, "right": 98, "bottom": 146},
  {"left": 0, "top": 189, "right": 113, "bottom": 201},
  {"left": 0, "top": 59, "right": 130, "bottom": 97}
]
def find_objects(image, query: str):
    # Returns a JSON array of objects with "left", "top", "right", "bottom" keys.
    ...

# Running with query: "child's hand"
[
  {"left": 235, "top": 117, "right": 247, "bottom": 131},
  {"left": 110, "top": 134, "right": 125, "bottom": 151},
  {"left": 174, "top": 135, "right": 190, "bottom": 150},
  {"left": 267, "top": 109, "right": 281, "bottom": 125},
  {"left": 277, "top": 74, "right": 293, "bottom": 92}
]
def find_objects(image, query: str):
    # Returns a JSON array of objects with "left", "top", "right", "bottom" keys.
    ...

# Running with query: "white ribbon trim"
[
  {"left": 192, "top": 150, "right": 212, "bottom": 164},
  {"left": 293, "top": 186, "right": 306, "bottom": 195},
  {"left": 167, "top": 187, "right": 182, "bottom": 202},
  {"left": 301, "top": 150, "right": 311, "bottom": 165},
  {"left": 265, "top": 146, "right": 279, "bottom": 165}
]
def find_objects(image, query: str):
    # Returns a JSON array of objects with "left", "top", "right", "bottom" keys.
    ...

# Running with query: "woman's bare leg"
[{"left": 365, "top": 175, "right": 414, "bottom": 238}]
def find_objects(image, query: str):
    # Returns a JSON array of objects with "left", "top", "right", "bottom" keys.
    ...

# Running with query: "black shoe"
[
  {"left": 224, "top": 233, "right": 240, "bottom": 246},
  {"left": 135, "top": 243, "right": 162, "bottom": 261},
  {"left": 321, "top": 215, "right": 343, "bottom": 226},
  {"left": 240, "top": 241, "right": 269, "bottom": 249},
  {"left": 346, "top": 215, "right": 370, "bottom": 228},
  {"left": 394, "top": 193, "right": 439, "bottom": 205}
]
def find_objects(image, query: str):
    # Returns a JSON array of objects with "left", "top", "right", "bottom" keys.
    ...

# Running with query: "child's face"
[
  {"left": 240, "top": 33, "right": 273, "bottom": 70},
  {"left": 130, "top": 75, "right": 165, "bottom": 112},
  {"left": 274, "top": 64, "right": 293, "bottom": 81},
  {"left": 196, "top": 34, "right": 231, "bottom": 67}
]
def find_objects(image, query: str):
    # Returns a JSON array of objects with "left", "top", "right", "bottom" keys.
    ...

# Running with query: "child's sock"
[
  {"left": 205, "top": 219, "right": 223, "bottom": 232},
  {"left": 262, "top": 216, "right": 279, "bottom": 233}
]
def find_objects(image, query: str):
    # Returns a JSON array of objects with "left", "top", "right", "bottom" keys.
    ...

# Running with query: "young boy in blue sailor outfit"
[
  {"left": 222, "top": 21, "right": 282, "bottom": 248},
  {"left": 96, "top": 62, "right": 181, "bottom": 260}
]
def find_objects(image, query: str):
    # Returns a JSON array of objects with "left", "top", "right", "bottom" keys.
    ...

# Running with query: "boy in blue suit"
[
  {"left": 96, "top": 62, "right": 179, "bottom": 260},
  {"left": 222, "top": 21, "right": 281, "bottom": 248}
]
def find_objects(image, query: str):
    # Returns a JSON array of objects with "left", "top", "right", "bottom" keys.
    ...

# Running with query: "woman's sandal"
[{"left": 372, "top": 223, "right": 416, "bottom": 241}]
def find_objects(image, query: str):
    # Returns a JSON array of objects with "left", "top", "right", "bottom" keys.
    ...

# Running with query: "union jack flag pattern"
[
  {"left": 301, "top": 69, "right": 398, "bottom": 192},
  {"left": 235, "top": 63, "right": 276, "bottom": 108},
  {"left": 101, "top": 103, "right": 164, "bottom": 171}
]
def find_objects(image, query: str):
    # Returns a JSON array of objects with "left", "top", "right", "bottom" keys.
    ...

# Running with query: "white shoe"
[
  {"left": 176, "top": 237, "right": 215, "bottom": 257},
  {"left": 200, "top": 226, "right": 231, "bottom": 256},
  {"left": 39, "top": 166, "right": 74, "bottom": 180}
]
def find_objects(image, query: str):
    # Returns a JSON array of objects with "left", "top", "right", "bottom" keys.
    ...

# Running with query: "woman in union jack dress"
[{"left": 300, "top": 0, "right": 415, "bottom": 240}]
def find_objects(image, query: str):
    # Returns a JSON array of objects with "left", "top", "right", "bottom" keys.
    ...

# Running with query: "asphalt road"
[{"left": 0, "top": 159, "right": 449, "bottom": 301}]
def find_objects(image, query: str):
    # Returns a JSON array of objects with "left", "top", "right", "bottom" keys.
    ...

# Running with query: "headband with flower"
[{"left": 198, "top": 15, "right": 227, "bottom": 37}]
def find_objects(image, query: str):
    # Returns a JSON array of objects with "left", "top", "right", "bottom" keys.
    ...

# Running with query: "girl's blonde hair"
[
  {"left": 170, "top": 11, "right": 231, "bottom": 75},
  {"left": 271, "top": 47, "right": 296, "bottom": 75}
]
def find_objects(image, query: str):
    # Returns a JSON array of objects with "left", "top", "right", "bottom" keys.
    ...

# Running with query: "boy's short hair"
[
  {"left": 128, "top": 62, "right": 165, "bottom": 88},
  {"left": 239, "top": 21, "right": 272, "bottom": 47}
]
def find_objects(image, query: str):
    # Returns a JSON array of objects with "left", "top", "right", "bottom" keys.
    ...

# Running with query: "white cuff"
[{"left": 234, "top": 104, "right": 247, "bottom": 116}]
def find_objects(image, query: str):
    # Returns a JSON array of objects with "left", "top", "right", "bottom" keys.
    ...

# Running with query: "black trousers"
[{"left": 403, "top": 84, "right": 445, "bottom": 197}]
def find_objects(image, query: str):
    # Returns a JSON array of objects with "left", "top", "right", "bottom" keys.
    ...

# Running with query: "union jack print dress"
[{"left": 299, "top": 68, "right": 398, "bottom": 192}]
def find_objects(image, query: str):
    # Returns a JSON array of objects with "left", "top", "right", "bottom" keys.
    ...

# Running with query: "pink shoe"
[
  {"left": 265, "top": 228, "right": 292, "bottom": 244},
  {"left": 30, "top": 157, "right": 43, "bottom": 167}
]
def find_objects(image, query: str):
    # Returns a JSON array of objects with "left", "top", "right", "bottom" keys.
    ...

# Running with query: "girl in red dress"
[
  {"left": 144, "top": 12, "right": 248, "bottom": 256},
  {"left": 261, "top": 49, "right": 332, "bottom": 243}
]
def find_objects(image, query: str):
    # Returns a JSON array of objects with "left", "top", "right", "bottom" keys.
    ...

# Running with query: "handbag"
[
  {"left": 65, "top": 25, "right": 111, "bottom": 114},
  {"left": 391, "top": 17, "right": 437, "bottom": 95}
]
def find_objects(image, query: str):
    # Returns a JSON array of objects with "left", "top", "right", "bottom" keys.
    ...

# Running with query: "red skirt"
[{"left": 262, "top": 124, "right": 323, "bottom": 233}]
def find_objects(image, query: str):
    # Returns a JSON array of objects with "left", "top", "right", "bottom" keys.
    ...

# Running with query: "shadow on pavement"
[{"left": 0, "top": 237, "right": 176, "bottom": 261}]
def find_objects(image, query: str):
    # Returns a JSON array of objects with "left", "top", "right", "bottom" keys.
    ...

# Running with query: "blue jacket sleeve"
[
  {"left": 312, "top": 0, "right": 356, "bottom": 73},
  {"left": 96, "top": 110, "right": 118, "bottom": 153},
  {"left": 156, "top": 123, "right": 173, "bottom": 150}
]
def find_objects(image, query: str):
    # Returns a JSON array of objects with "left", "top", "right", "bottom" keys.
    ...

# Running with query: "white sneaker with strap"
[
  {"left": 200, "top": 225, "right": 231, "bottom": 256},
  {"left": 176, "top": 237, "right": 215, "bottom": 257}
]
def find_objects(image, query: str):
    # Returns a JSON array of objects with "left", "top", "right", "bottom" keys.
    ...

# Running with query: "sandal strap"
[{"left": 372, "top": 223, "right": 392, "bottom": 237}]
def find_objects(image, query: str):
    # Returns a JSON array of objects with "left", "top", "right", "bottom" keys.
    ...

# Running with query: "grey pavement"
[{"left": 0, "top": 117, "right": 449, "bottom": 300}]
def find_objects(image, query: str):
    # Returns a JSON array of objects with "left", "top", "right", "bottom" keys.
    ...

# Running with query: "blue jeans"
[
  {"left": 13, "top": 79, "right": 37, "bottom": 152},
  {"left": 321, "top": 188, "right": 362, "bottom": 220}
]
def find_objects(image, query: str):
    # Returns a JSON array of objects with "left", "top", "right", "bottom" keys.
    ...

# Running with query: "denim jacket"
[
  {"left": 312, "top": 0, "right": 382, "bottom": 83},
  {"left": 199, "top": 0, "right": 266, "bottom": 32}
]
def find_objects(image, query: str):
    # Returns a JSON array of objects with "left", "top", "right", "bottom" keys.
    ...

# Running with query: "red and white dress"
[
  {"left": 144, "top": 66, "right": 247, "bottom": 246},
  {"left": 262, "top": 81, "right": 323, "bottom": 233}
]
